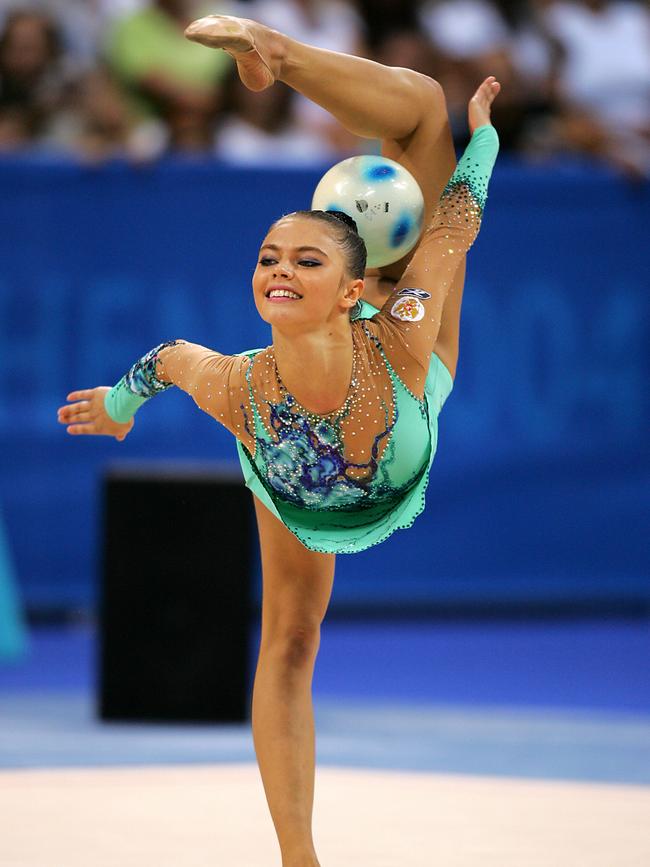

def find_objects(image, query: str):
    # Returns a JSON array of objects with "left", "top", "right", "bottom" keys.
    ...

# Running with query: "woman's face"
[
  {"left": 2, "top": 17, "right": 52, "bottom": 79},
  {"left": 252, "top": 216, "right": 362, "bottom": 331}
]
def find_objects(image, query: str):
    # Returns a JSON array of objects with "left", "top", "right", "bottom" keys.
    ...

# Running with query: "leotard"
[{"left": 105, "top": 125, "right": 499, "bottom": 553}]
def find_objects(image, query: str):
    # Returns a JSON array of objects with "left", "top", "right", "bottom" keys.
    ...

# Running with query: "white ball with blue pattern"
[{"left": 311, "top": 155, "right": 424, "bottom": 268}]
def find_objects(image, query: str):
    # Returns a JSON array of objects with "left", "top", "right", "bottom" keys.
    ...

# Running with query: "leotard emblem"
[
  {"left": 396, "top": 288, "right": 431, "bottom": 300},
  {"left": 390, "top": 296, "right": 425, "bottom": 322}
]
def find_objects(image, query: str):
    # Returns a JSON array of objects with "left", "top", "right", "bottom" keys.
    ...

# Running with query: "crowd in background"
[{"left": 0, "top": 0, "right": 648, "bottom": 176}]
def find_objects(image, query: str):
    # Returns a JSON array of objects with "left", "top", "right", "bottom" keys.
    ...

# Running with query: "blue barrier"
[{"left": 0, "top": 157, "right": 648, "bottom": 611}]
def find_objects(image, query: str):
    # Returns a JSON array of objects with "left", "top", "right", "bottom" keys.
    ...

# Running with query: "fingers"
[
  {"left": 62, "top": 400, "right": 89, "bottom": 414},
  {"left": 64, "top": 419, "right": 127, "bottom": 439},
  {"left": 479, "top": 76, "right": 500, "bottom": 99},
  {"left": 67, "top": 389, "right": 94, "bottom": 401},
  {"left": 66, "top": 423, "right": 97, "bottom": 435},
  {"left": 57, "top": 401, "right": 90, "bottom": 423}
]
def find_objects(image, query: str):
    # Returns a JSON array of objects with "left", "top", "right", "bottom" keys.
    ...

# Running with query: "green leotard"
[{"left": 105, "top": 125, "right": 499, "bottom": 553}]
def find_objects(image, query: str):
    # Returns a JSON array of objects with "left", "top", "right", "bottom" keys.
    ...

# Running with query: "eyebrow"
[{"left": 260, "top": 244, "right": 329, "bottom": 258}]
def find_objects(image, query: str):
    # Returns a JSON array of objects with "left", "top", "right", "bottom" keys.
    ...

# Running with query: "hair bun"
[{"left": 325, "top": 210, "right": 359, "bottom": 235}]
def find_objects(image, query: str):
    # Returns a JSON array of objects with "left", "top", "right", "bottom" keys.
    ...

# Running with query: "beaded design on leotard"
[
  {"left": 106, "top": 126, "right": 498, "bottom": 544},
  {"left": 237, "top": 323, "right": 431, "bottom": 512},
  {"left": 124, "top": 341, "right": 179, "bottom": 397},
  {"left": 230, "top": 127, "right": 498, "bottom": 513}
]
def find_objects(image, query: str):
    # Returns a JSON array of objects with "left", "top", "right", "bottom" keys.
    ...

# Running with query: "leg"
[
  {"left": 185, "top": 15, "right": 465, "bottom": 373},
  {"left": 185, "top": 15, "right": 443, "bottom": 139},
  {"left": 251, "top": 496, "right": 335, "bottom": 867},
  {"left": 276, "top": 41, "right": 467, "bottom": 374}
]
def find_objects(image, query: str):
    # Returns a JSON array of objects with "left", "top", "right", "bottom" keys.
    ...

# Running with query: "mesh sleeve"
[
  {"left": 105, "top": 340, "right": 251, "bottom": 442},
  {"left": 366, "top": 124, "right": 499, "bottom": 394}
]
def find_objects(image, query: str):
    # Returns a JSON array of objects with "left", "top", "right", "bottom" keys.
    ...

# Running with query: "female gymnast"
[{"left": 58, "top": 17, "right": 499, "bottom": 867}]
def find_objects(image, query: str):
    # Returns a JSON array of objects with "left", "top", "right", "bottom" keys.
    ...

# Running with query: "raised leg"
[
  {"left": 251, "top": 496, "right": 335, "bottom": 867},
  {"left": 186, "top": 14, "right": 467, "bottom": 375}
]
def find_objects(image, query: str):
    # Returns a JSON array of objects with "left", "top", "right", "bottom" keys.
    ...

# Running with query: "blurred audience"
[
  {"left": 44, "top": 66, "right": 166, "bottom": 162},
  {"left": 214, "top": 72, "right": 337, "bottom": 164},
  {"left": 0, "top": 0, "right": 647, "bottom": 176},
  {"left": 246, "top": 0, "right": 365, "bottom": 155},
  {"left": 0, "top": 9, "right": 69, "bottom": 149},
  {"left": 104, "top": 0, "right": 232, "bottom": 154},
  {"left": 540, "top": 0, "right": 650, "bottom": 177}
]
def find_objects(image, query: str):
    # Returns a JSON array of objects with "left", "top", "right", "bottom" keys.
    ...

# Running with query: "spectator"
[
  {"left": 541, "top": 0, "right": 650, "bottom": 176},
  {"left": 105, "top": 0, "right": 233, "bottom": 153},
  {"left": 214, "top": 71, "right": 337, "bottom": 165},
  {"left": 419, "top": 0, "right": 510, "bottom": 62},
  {"left": 248, "top": 0, "right": 365, "bottom": 156},
  {"left": 418, "top": 0, "right": 535, "bottom": 149},
  {"left": 0, "top": 9, "right": 71, "bottom": 147},
  {"left": 0, "top": 105, "right": 37, "bottom": 151},
  {"left": 28, "top": 1, "right": 146, "bottom": 70},
  {"left": 1, "top": 0, "right": 647, "bottom": 173},
  {"left": 44, "top": 66, "right": 166, "bottom": 162},
  {"left": 354, "top": 0, "right": 422, "bottom": 52}
]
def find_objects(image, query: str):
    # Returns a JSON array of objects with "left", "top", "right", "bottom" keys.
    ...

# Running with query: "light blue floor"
[
  {"left": 1, "top": 621, "right": 649, "bottom": 785},
  {"left": 1, "top": 691, "right": 649, "bottom": 786}
]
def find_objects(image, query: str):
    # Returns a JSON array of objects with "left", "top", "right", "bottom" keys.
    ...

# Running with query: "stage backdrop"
[{"left": 0, "top": 157, "right": 648, "bottom": 612}]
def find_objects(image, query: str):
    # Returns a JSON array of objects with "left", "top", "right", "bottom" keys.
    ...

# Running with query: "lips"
[{"left": 265, "top": 284, "right": 303, "bottom": 300}]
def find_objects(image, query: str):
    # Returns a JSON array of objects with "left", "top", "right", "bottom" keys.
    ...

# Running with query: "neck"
[{"left": 271, "top": 317, "right": 354, "bottom": 414}]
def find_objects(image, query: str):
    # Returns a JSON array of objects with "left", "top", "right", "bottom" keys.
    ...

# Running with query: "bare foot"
[
  {"left": 184, "top": 15, "right": 284, "bottom": 92},
  {"left": 468, "top": 76, "right": 501, "bottom": 135}
]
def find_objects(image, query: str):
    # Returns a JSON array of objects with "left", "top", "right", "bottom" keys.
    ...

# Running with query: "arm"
[
  {"left": 366, "top": 122, "right": 499, "bottom": 392},
  {"left": 58, "top": 340, "right": 250, "bottom": 440}
]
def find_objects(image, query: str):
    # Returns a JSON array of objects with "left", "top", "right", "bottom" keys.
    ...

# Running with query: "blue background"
[{"left": 0, "top": 157, "right": 648, "bottom": 612}]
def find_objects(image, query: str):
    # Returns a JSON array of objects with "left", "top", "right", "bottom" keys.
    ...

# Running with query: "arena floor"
[
  {"left": 1, "top": 620, "right": 649, "bottom": 865},
  {"left": 2, "top": 763, "right": 649, "bottom": 866}
]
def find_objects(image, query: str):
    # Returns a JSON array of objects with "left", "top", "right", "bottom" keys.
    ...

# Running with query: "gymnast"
[{"left": 58, "top": 16, "right": 499, "bottom": 867}]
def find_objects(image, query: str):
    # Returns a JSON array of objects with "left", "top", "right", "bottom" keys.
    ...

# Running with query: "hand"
[
  {"left": 468, "top": 76, "right": 501, "bottom": 135},
  {"left": 57, "top": 387, "right": 134, "bottom": 441}
]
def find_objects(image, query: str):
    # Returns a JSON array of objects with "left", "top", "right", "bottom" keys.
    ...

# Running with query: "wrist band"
[
  {"left": 104, "top": 378, "right": 149, "bottom": 423},
  {"left": 103, "top": 341, "right": 179, "bottom": 424}
]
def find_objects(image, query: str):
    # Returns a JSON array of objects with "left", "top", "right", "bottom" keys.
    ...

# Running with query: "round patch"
[{"left": 390, "top": 296, "right": 425, "bottom": 322}]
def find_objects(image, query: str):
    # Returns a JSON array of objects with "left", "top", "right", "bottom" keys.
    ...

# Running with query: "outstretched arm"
[
  {"left": 57, "top": 340, "right": 250, "bottom": 441},
  {"left": 366, "top": 78, "right": 500, "bottom": 394}
]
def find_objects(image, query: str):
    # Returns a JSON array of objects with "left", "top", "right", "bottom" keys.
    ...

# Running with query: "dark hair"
[
  {"left": 0, "top": 11, "right": 62, "bottom": 66},
  {"left": 272, "top": 209, "right": 367, "bottom": 279}
]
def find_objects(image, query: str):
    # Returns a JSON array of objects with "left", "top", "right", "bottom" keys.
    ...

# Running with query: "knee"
[
  {"left": 262, "top": 619, "right": 322, "bottom": 671},
  {"left": 396, "top": 66, "right": 444, "bottom": 108},
  {"left": 414, "top": 71, "right": 446, "bottom": 114}
]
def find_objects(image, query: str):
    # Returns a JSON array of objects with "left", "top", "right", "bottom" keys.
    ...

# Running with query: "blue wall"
[{"left": 0, "top": 157, "right": 648, "bottom": 611}]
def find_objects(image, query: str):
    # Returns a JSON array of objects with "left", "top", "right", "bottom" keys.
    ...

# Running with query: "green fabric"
[
  {"left": 104, "top": 377, "right": 148, "bottom": 424},
  {"left": 446, "top": 124, "right": 499, "bottom": 209},
  {"left": 108, "top": 127, "right": 495, "bottom": 552},
  {"left": 236, "top": 345, "right": 453, "bottom": 554},
  {"left": 233, "top": 126, "right": 499, "bottom": 552}
]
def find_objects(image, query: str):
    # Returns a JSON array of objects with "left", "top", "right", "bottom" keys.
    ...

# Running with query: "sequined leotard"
[{"left": 105, "top": 125, "right": 499, "bottom": 553}]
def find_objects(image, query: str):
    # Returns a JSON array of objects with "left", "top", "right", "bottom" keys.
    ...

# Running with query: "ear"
[{"left": 340, "top": 278, "right": 364, "bottom": 310}]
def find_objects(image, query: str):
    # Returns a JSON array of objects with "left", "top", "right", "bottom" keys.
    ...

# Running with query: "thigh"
[
  {"left": 382, "top": 102, "right": 456, "bottom": 219},
  {"left": 253, "top": 496, "right": 335, "bottom": 640}
]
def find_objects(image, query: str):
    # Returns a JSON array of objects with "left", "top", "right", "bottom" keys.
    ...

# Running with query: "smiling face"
[{"left": 252, "top": 215, "right": 363, "bottom": 332}]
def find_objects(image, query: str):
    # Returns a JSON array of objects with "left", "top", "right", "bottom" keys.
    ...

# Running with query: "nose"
[{"left": 273, "top": 258, "right": 294, "bottom": 278}]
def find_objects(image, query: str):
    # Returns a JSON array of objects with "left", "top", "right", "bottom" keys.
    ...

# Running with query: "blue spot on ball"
[
  {"left": 391, "top": 216, "right": 412, "bottom": 247},
  {"left": 365, "top": 163, "right": 397, "bottom": 181}
]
